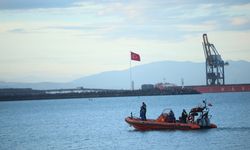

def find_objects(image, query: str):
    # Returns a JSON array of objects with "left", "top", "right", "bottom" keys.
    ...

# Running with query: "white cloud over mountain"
[{"left": 0, "top": 1, "right": 249, "bottom": 83}]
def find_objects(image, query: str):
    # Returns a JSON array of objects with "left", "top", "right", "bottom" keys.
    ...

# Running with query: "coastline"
[{"left": 0, "top": 87, "right": 199, "bottom": 101}]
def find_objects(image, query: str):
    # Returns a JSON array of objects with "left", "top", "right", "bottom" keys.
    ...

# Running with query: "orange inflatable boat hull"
[{"left": 125, "top": 117, "right": 217, "bottom": 131}]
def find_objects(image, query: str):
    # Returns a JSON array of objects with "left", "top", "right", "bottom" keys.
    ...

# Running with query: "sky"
[{"left": 0, "top": 0, "right": 250, "bottom": 83}]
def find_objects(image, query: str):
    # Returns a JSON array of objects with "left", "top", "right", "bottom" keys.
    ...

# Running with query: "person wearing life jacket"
[{"left": 140, "top": 102, "right": 147, "bottom": 121}]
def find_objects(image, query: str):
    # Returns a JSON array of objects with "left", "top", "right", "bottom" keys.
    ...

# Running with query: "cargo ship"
[{"left": 186, "top": 84, "right": 250, "bottom": 93}]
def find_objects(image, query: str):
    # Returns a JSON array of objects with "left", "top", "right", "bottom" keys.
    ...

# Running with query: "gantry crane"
[{"left": 202, "top": 34, "right": 228, "bottom": 85}]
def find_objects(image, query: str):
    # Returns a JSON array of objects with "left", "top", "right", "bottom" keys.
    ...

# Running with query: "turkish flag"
[{"left": 131, "top": 52, "right": 141, "bottom": 61}]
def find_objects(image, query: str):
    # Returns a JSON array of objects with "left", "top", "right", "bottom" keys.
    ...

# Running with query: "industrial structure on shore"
[
  {"left": 191, "top": 34, "right": 250, "bottom": 93},
  {"left": 142, "top": 34, "right": 250, "bottom": 93},
  {"left": 202, "top": 33, "right": 228, "bottom": 85}
]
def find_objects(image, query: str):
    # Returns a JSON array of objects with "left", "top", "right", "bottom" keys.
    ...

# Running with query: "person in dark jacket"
[
  {"left": 181, "top": 109, "right": 188, "bottom": 123},
  {"left": 140, "top": 102, "right": 147, "bottom": 121},
  {"left": 169, "top": 110, "right": 176, "bottom": 123}
]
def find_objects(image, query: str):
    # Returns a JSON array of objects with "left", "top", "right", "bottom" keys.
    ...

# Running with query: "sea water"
[{"left": 0, "top": 92, "right": 250, "bottom": 150}]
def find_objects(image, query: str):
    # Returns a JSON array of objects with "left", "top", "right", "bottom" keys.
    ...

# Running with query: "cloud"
[
  {"left": 44, "top": 25, "right": 113, "bottom": 38},
  {"left": 8, "top": 28, "right": 27, "bottom": 33},
  {"left": 0, "top": 0, "right": 78, "bottom": 10},
  {"left": 2, "top": 1, "right": 250, "bottom": 40},
  {"left": 1, "top": 1, "right": 250, "bottom": 83},
  {"left": 45, "top": 25, "right": 105, "bottom": 31},
  {"left": 216, "top": 3, "right": 250, "bottom": 29},
  {"left": 177, "top": 21, "right": 218, "bottom": 32},
  {"left": 221, "top": 3, "right": 250, "bottom": 16},
  {"left": 230, "top": 17, "right": 249, "bottom": 26}
]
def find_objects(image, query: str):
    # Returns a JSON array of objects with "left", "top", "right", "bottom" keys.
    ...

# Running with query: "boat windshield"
[{"left": 161, "top": 108, "right": 172, "bottom": 115}]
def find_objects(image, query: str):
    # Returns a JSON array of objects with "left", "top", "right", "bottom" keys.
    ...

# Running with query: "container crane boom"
[{"left": 202, "top": 34, "right": 228, "bottom": 85}]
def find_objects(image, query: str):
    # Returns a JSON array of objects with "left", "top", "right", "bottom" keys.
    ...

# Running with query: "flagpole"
[
  {"left": 130, "top": 51, "right": 140, "bottom": 91},
  {"left": 130, "top": 52, "right": 132, "bottom": 90}
]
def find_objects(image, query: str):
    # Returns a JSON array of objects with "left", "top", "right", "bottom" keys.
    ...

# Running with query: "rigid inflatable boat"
[{"left": 125, "top": 101, "right": 217, "bottom": 131}]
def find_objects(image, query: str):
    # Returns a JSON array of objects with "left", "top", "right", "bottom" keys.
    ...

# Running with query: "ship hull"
[
  {"left": 187, "top": 84, "right": 250, "bottom": 93},
  {"left": 125, "top": 117, "right": 217, "bottom": 131}
]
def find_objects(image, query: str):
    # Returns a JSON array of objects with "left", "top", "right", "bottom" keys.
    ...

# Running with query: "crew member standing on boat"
[
  {"left": 140, "top": 102, "right": 147, "bottom": 121},
  {"left": 181, "top": 109, "right": 188, "bottom": 123},
  {"left": 169, "top": 110, "right": 176, "bottom": 123}
]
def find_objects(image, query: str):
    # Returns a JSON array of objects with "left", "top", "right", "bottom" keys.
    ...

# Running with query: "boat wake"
[{"left": 217, "top": 126, "right": 250, "bottom": 131}]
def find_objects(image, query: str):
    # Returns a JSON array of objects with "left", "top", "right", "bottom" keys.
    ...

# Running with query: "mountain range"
[{"left": 0, "top": 60, "right": 249, "bottom": 90}]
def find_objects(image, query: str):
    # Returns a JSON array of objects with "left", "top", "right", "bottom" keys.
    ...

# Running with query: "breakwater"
[{"left": 0, "top": 87, "right": 199, "bottom": 101}]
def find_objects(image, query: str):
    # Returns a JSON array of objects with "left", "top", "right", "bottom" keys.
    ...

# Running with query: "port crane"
[{"left": 202, "top": 34, "right": 228, "bottom": 85}]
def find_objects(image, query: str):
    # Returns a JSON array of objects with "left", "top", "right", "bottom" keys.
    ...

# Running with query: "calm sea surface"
[{"left": 1, "top": 92, "right": 250, "bottom": 150}]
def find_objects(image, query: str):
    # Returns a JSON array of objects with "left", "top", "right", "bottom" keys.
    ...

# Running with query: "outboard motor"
[
  {"left": 196, "top": 101, "right": 212, "bottom": 128},
  {"left": 199, "top": 118, "right": 210, "bottom": 127},
  {"left": 198, "top": 110, "right": 211, "bottom": 127}
]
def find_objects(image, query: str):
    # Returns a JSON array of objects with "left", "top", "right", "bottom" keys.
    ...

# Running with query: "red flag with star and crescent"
[{"left": 130, "top": 51, "right": 141, "bottom": 61}]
